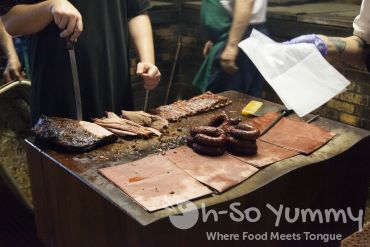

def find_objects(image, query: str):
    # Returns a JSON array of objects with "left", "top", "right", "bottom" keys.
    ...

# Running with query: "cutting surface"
[
  {"left": 165, "top": 146, "right": 259, "bottom": 192},
  {"left": 29, "top": 91, "right": 370, "bottom": 226},
  {"left": 99, "top": 154, "right": 212, "bottom": 212}
]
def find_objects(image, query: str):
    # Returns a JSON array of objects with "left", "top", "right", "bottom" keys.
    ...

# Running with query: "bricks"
[
  {"left": 339, "top": 113, "right": 360, "bottom": 126},
  {"left": 326, "top": 99, "right": 355, "bottom": 114},
  {"left": 337, "top": 91, "right": 369, "bottom": 106},
  {"left": 354, "top": 105, "right": 370, "bottom": 118},
  {"left": 317, "top": 106, "right": 339, "bottom": 121},
  {"left": 346, "top": 82, "right": 356, "bottom": 91},
  {"left": 356, "top": 82, "right": 370, "bottom": 96}
]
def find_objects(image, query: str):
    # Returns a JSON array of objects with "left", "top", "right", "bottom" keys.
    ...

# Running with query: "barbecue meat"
[
  {"left": 121, "top": 110, "right": 169, "bottom": 130},
  {"left": 152, "top": 92, "right": 232, "bottom": 121},
  {"left": 93, "top": 112, "right": 161, "bottom": 138},
  {"left": 32, "top": 116, "right": 117, "bottom": 152}
]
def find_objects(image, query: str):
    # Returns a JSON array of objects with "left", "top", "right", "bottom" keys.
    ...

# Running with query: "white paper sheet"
[{"left": 239, "top": 30, "right": 350, "bottom": 117}]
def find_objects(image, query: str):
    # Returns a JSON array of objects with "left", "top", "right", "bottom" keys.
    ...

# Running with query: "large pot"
[{"left": 0, "top": 80, "right": 32, "bottom": 209}]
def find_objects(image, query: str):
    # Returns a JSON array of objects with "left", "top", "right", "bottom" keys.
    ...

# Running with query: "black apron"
[{"left": 6, "top": 0, "right": 150, "bottom": 123}]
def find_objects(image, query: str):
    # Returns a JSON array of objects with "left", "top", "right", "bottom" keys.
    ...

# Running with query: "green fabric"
[{"left": 192, "top": 0, "right": 232, "bottom": 92}]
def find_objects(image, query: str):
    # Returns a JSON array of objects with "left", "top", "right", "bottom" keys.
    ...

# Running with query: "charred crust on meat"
[
  {"left": 190, "top": 126, "right": 225, "bottom": 137},
  {"left": 193, "top": 133, "right": 226, "bottom": 147},
  {"left": 32, "top": 115, "right": 117, "bottom": 152}
]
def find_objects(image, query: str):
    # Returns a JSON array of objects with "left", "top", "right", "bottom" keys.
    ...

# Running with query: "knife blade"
[
  {"left": 144, "top": 89, "right": 149, "bottom": 112},
  {"left": 66, "top": 42, "right": 83, "bottom": 120}
]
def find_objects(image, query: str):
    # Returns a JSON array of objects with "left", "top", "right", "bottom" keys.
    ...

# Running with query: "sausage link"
[
  {"left": 229, "top": 118, "right": 241, "bottom": 126},
  {"left": 186, "top": 136, "right": 194, "bottom": 147},
  {"left": 190, "top": 126, "right": 225, "bottom": 137},
  {"left": 193, "top": 133, "right": 226, "bottom": 147},
  {"left": 226, "top": 124, "right": 260, "bottom": 140},
  {"left": 192, "top": 143, "right": 225, "bottom": 156},
  {"left": 226, "top": 136, "right": 257, "bottom": 149},
  {"left": 207, "top": 112, "right": 230, "bottom": 128}
]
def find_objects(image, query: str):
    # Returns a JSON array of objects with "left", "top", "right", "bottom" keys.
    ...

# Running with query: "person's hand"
[
  {"left": 136, "top": 62, "right": 161, "bottom": 90},
  {"left": 49, "top": 0, "right": 83, "bottom": 42},
  {"left": 283, "top": 34, "right": 328, "bottom": 56},
  {"left": 3, "top": 58, "right": 25, "bottom": 82},
  {"left": 220, "top": 45, "right": 239, "bottom": 74},
  {"left": 203, "top": 41, "right": 213, "bottom": 57}
]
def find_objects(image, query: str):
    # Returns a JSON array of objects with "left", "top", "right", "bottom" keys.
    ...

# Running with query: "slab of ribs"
[{"left": 151, "top": 91, "right": 232, "bottom": 121}]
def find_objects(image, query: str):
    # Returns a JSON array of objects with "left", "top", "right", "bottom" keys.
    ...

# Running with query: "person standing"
[
  {"left": 1, "top": 0, "right": 161, "bottom": 123},
  {"left": 193, "top": 0, "right": 268, "bottom": 96}
]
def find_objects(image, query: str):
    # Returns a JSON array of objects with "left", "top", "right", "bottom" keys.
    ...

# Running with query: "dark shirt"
[{"left": 1, "top": 0, "right": 151, "bottom": 123}]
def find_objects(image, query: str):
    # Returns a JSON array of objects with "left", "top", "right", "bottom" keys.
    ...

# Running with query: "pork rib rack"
[{"left": 151, "top": 91, "right": 232, "bottom": 121}]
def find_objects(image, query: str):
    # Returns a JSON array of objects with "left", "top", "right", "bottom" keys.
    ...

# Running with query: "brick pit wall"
[{"left": 1, "top": 5, "right": 369, "bottom": 130}]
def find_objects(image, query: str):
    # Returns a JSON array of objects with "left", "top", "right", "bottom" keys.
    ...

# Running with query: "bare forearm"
[
  {"left": 0, "top": 19, "right": 18, "bottom": 61},
  {"left": 225, "top": 0, "right": 254, "bottom": 49},
  {"left": 319, "top": 35, "right": 367, "bottom": 65},
  {"left": 128, "top": 13, "right": 155, "bottom": 64},
  {"left": 1, "top": 1, "right": 53, "bottom": 36}
]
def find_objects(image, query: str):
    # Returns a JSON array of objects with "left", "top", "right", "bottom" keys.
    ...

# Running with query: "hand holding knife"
[{"left": 136, "top": 62, "right": 161, "bottom": 112}]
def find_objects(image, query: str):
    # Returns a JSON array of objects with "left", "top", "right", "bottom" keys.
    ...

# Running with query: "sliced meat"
[
  {"left": 106, "top": 128, "right": 138, "bottom": 137},
  {"left": 94, "top": 112, "right": 163, "bottom": 138},
  {"left": 121, "top": 110, "right": 169, "bottom": 130},
  {"left": 32, "top": 115, "right": 117, "bottom": 152},
  {"left": 121, "top": 110, "right": 152, "bottom": 126}
]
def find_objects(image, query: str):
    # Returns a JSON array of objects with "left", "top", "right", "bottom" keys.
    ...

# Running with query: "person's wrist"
[
  {"left": 44, "top": 0, "right": 55, "bottom": 19},
  {"left": 139, "top": 60, "right": 155, "bottom": 65},
  {"left": 313, "top": 34, "right": 328, "bottom": 56},
  {"left": 225, "top": 43, "right": 238, "bottom": 51}
]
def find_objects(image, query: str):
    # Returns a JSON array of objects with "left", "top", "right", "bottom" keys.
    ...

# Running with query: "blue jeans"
[{"left": 207, "top": 24, "right": 268, "bottom": 97}]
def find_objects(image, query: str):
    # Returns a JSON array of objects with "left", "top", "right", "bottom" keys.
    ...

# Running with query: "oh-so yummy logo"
[{"left": 167, "top": 201, "right": 363, "bottom": 232}]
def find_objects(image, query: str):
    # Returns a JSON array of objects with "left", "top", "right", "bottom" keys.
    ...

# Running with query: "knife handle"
[{"left": 66, "top": 40, "right": 74, "bottom": 50}]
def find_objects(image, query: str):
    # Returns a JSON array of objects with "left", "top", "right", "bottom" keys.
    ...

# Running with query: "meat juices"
[{"left": 32, "top": 115, "right": 117, "bottom": 152}]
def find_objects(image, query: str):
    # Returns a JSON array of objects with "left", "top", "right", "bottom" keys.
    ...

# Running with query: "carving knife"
[
  {"left": 144, "top": 89, "right": 149, "bottom": 112},
  {"left": 67, "top": 42, "right": 83, "bottom": 120}
]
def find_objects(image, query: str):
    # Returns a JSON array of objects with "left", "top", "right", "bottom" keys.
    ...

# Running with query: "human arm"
[
  {"left": 128, "top": 13, "right": 161, "bottom": 90},
  {"left": 1, "top": 0, "right": 82, "bottom": 42},
  {"left": 283, "top": 0, "right": 369, "bottom": 67},
  {"left": 220, "top": 0, "right": 254, "bottom": 74},
  {"left": 284, "top": 34, "right": 368, "bottom": 66},
  {"left": 319, "top": 35, "right": 368, "bottom": 65},
  {"left": 0, "top": 19, "right": 23, "bottom": 82}
]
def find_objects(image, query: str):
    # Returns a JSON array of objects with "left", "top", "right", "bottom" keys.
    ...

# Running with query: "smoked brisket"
[{"left": 32, "top": 116, "right": 117, "bottom": 152}]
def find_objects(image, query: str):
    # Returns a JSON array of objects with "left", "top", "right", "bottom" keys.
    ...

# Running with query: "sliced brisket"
[{"left": 32, "top": 116, "right": 117, "bottom": 152}]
